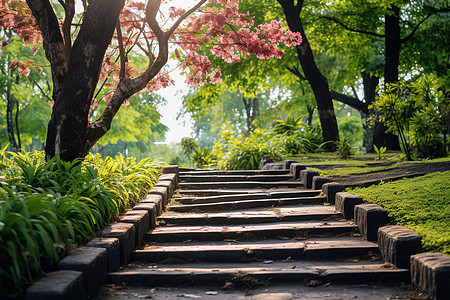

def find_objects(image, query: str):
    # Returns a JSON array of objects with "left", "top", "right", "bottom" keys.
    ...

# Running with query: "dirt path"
[{"left": 321, "top": 161, "right": 450, "bottom": 188}]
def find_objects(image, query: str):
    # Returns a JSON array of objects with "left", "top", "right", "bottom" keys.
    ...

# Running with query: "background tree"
[{"left": 1, "top": 0, "right": 300, "bottom": 161}]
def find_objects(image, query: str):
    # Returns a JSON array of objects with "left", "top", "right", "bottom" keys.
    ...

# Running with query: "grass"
[{"left": 350, "top": 171, "right": 450, "bottom": 254}]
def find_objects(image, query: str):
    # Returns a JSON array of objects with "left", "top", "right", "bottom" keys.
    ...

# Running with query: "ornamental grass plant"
[{"left": 0, "top": 149, "right": 160, "bottom": 296}]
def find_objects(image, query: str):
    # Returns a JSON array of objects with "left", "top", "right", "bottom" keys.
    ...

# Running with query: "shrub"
[
  {"left": 213, "top": 129, "right": 282, "bottom": 170},
  {"left": 336, "top": 135, "right": 359, "bottom": 159},
  {"left": 0, "top": 150, "right": 160, "bottom": 296}
]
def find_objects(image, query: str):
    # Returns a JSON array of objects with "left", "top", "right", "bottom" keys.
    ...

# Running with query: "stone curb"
[
  {"left": 300, "top": 169, "right": 319, "bottom": 189},
  {"left": 354, "top": 203, "right": 387, "bottom": 241},
  {"left": 290, "top": 163, "right": 306, "bottom": 180},
  {"left": 335, "top": 192, "right": 363, "bottom": 220},
  {"left": 312, "top": 175, "right": 327, "bottom": 190},
  {"left": 378, "top": 225, "right": 422, "bottom": 269},
  {"left": 410, "top": 252, "right": 450, "bottom": 300},
  {"left": 25, "top": 167, "right": 177, "bottom": 299},
  {"left": 321, "top": 182, "right": 343, "bottom": 204}
]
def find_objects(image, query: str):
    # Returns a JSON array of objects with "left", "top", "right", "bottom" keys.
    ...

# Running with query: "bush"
[
  {"left": 0, "top": 150, "right": 160, "bottom": 296},
  {"left": 371, "top": 75, "right": 449, "bottom": 160},
  {"left": 212, "top": 129, "right": 282, "bottom": 170}
]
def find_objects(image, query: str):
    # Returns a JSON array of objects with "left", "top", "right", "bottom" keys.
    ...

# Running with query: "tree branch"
[
  {"left": 286, "top": 65, "right": 306, "bottom": 81},
  {"left": 61, "top": 0, "right": 75, "bottom": 61},
  {"left": 320, "top": 15, "right": 385, "bottom": 38},
  {"left": 116, "top": 20, "right": 127, "bottom": 79},
  {"left": 400, "top": 6, "right": 450, "bottom": 44},
  {"left": 330, "top": 90, "right": 369, "bottom": 114},
  {"left": 167, "top": 0, "right": 207, "bottom": 37}
]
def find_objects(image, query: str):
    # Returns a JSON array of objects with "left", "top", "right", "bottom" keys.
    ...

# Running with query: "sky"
[{"left": 155, "top": 65, "right": 194, "bottom": 144}]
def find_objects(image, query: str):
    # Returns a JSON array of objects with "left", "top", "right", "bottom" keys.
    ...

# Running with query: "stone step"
[
  {"left": 175, "top": 190, "right": 322, "bottom": 204},
  {"left": 178, "top": 181, "right": 304, "bottom": 190},
  {"left": 107, "top": 261, "right": 410, "bottom": 287},
  {"left": 145, "top": 221, "right": 358, "bottom": 242},
  {"left": 135, "top": 237, "right": 379, "bottom": 263},
  {"left": 180, "top": 170, "right": 291, "bottom": 176},
  {"left": 180, "top": 174, "right": 295, "bottom": 183},
  {"left": 160, "top": 205, "right": 339, "bottom": 226},
  {"left": 175, "top": 188, "right": 315, "bottom": 197},
  {"left": 167, "top": 196, "right": 327, "bottom": 213}
]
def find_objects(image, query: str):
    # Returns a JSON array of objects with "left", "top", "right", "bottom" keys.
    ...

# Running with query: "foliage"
[
  {"left": 273, "top": 115, "right": 306, "bottom": 136},
  {"left": 190, "top": 146, "right": 217, "bottom": 169},
  {"left": 180, "top": 137, "right": 199, "bottom": 158},
  {"left": 280, "top": 125, "right": 328, "bottom": 155},
  {"left": 373, "top": 144, "right": 387, "bottom": 160},
  {"left": 335, "top": 135, "right": 359, "bottom": 159},
  {"left": 0, "top": 150, "right": 160, "bottom": 295},
  {"left": 371, "top": 75, "right": 449, "bottom": 160},
  {"left": 351, "top": 171, "right": 450, "bottom": 254},
  {"left": 212, "top": 129, "right": 282, "bottom": 170}
]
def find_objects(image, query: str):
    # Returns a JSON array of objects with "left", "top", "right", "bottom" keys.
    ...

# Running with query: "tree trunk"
[
  {"left": 277, "top": 0, "right": 339, "bottom": 150},
  {"left": 385, "top": 5, "right": 401, "bottom": 84},
  {"left": 6, "top": 75, "right": 20, "bottom": 152},
  {"left": 43, "top": 0, "right": 125, "bottom": 161},
  {"left": 242, "top": 97, "right": 258, "bottom": 133}
]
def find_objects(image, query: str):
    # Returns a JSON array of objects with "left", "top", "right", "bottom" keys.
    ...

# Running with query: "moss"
[{"left": 350, "top": 171, "right": 450, "bottom": 254}]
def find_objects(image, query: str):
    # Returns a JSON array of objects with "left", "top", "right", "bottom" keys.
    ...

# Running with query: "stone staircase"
[{"left": 107, "top": 169, "right": 410, "bottom": 290}]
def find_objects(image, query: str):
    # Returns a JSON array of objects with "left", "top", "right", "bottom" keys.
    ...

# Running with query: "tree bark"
[
  {"left": 41, "top": 0, "right": 125, "bottom": 161},
  {"left": 384, "top": 5, "right": 401, "bottom": 84},
  {"left": 277, "top": 0, "right": 339, "bottom": 150},
  {"left": 242, "top": 97, "right": 258, "bottom": 133}
]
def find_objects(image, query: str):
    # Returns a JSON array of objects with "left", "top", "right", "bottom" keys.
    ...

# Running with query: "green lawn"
[{"left": 350, "top": 171, "right": 450, "bottom": 254}]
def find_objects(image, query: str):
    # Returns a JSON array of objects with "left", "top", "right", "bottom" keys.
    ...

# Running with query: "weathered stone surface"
[
  {"left": 299, "top": 170, "right": 319, "bottom": 189},
  {"left": 141, "top": 194, "right": 163, "bottom": 215},
  {"left": 259, "top": 155, "right": 273, "bottom": 170},
  {"left": 322, "top": 182, "right": 343, "bottom": 204},
  {"left": 58, "top": 247, "right": 107, "bottom": 298},
  {"left": 378, "top": 225, "right": 422, "bottom": 269},
  {"left": 133, "top": 202, "right": 158, "bottom": 228},
  {"left": 101, "top": 222, "right": 136, "bottom": 265},
  {"left": 262, "top": 163, "right": 284, "bottom": 170},
  {"left": 25, "top": 270, "right": 85, "bottom": 300},
  {"left": 354, "top": 204, "right": 388, "bottom": 241},
  {"left": 335, "top": 192, "right": 363, "bottom": 219},
  {"left": 283, "top": 160, "right": 298, "bottom": 170},
  {"left": 290, "top": 163, "right": 306, "bottom": 180},
  {"left": 155, "top": 180, "right": 173, "bottom": 199},
  {"left": 312, "top": 176, "right": 328, "bottom": 190},
  {"left": 86, "top": 238, "right": 120, "bottom": 272},
  {"left": 159, "top": 173, "right": 177, "bottom": 189},
  {"left": 149, "top": 186, "right": 168, "bottom": 206},
  {"left": 411, "top": 252, "right": 450, "bottom": 300},
  {"left": 119, "top": 210, "right": 150, "bottom": 246}
]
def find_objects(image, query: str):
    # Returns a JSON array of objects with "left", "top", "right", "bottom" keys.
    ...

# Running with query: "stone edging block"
[
  {"left": 411, "top": 252, "right": 450, "bottom": 300},
  {"left": 335, "top": 192, "right": 363, "bottom": 219},
  {"left": 290, "top": 163, "right": 306, "bottom": 180},
  {"left": 101, "top": 222, "right": 135, "bottom": 265},
  {"left": 283, "top": 160, "right": 298, "bottom": 170},
  {"left": 25, "top": 270, "right": 85, "bottom": 300},
  {"left": 312, "top": 176, "right": 327, "bottom": 190},
  {"left": 141, "top": 194, "right": 163, "bottom": 215},
  {"left": 378, "top": 225, "right": 422, "bottom": 269},
  {"left": 86, "top": 238, "right": 120, "bottom": 272},
  {"left": 149, "top": 186, "right": 168, "bottom": 206},
  {"left": 155, "top": 180, "right": 173, "bottom": 199},
  {"left": 354, "top": 203, "right": 387, "bottom": 241},
  {"left": 133, "top": 202, "right": 158, "bottom": 229},
  {"left": 119, "top": 210, "right": 150, "bottom": 247},
  {"left": 300, "top": 169, "right": 319, "bottom": 189},
  {"left": 322, "top": 182, "right": 343, "bottom": 204},
  {"left": 159, "top": 173, "right": 178, "bottom": 189},
  {"left": 58, "top": 247, "right": 107, "bottom": 298},
  {"left": 163, "top": 165, "right": 179, "bottom": 183}
]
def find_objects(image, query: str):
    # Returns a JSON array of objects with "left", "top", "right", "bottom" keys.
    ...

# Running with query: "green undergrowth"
[
  {"left": 0, "top": 150, "right": 161, "bottom": 296},
  {"left": 350, "top": 171, "right": 450, "bottom": 255}
]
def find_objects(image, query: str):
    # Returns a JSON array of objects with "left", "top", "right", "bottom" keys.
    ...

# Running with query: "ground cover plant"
[
  {"left": 0, "top": 149, "right": 160, "bottom": 296},
  {"left": 350, "top": 171, "right": 450, "bottom": 254}
]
